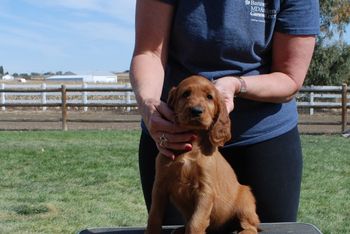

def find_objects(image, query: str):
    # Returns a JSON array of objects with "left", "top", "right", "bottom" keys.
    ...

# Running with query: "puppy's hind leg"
[{"left": 236, "top": 186, "right": 260, "bottom": 234}]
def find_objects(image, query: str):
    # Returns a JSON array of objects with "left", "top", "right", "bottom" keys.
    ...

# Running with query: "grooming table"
[{"left": 78, "top": 223, "right": 322, "bottom": 234}]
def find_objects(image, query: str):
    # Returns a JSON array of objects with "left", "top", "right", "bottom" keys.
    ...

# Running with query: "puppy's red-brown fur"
[{"left": 145, "top": 76, "right": 259, "bottom": 234}]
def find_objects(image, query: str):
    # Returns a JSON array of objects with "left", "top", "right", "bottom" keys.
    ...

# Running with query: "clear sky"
[
  {"left": 0, "top": 0, "right": 136, "bottom": 74},
  {"left": 0, "top": 1, "right": 349, "bottom": 75}
]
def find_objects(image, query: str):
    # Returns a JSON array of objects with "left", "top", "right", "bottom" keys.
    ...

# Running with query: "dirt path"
[{"left": 0, "top": 110, "right": 141, "bottom": 131}]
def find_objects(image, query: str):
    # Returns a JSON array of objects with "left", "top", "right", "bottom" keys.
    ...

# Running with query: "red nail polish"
[{"left": 185, "top": 145, "right": 192, "bottom": 151}]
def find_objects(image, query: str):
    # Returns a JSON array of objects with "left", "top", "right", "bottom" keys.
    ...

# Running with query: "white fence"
[
  {"left": 0, "top": 83, "right": 348, "bottom": 132},
  {"left": 0, "top": 83, "right": 136, "bottom": 112},
  {"left": 298, "top": 85, "right": 350, "bottom": 115},
  {"left": 1, "top": 83, "right": 348, "bottom": 112}
]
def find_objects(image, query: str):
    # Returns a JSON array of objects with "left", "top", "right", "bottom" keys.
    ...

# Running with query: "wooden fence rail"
[
  {"left": 0, "top": 85, "right": 138, "bottom": 131},
  {"left": 0, "top": 83, "right": 349, "bottom": 132},
  {"left": 0, "top": 83, "right": 135, "bottom": 112},
  {"left": 298, "top": 84, "right": 349, "bottom": 132}
]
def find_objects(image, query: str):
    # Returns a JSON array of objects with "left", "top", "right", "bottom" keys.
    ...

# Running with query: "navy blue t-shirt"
[{"left": 154, "top": 0, "right": 320, "bottom": 146}]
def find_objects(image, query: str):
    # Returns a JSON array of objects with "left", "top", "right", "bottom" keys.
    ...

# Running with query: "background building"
[
  {"left": 46, "top": 73, "right": 117, "bottom": 83},
  {"left": 1, "top": 74, "right": 15, "bottom": 80}
]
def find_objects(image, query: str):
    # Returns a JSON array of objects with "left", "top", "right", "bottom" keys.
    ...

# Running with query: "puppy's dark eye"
[
  {"left": 182, "top": 90, "right": 191, "bottom": 98},
  {"left": 207, "top": 94, "right": 213, "bottom": 100}
]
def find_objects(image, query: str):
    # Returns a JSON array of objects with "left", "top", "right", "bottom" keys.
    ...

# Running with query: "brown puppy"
[{"left": 145, "top": 76, "right": 259, "bottom": 234}]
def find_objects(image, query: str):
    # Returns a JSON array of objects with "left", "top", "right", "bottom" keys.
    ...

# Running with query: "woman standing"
[{"left": 130, "top": 0, "right": 319, "bottom": 225}]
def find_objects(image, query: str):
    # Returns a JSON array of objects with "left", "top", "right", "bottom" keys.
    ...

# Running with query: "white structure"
[
  {"left": 2, "top": 74, "right": 14, "bottom": 80},
  {"left": 46, "top": 73, "right": 117, "bottom": 83},
  {"left": 16, "top": 78, "right": 27, "bottom": 83}
]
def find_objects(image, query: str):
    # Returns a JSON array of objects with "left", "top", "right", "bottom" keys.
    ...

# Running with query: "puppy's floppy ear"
[
  {"left": 209, "top": 96, "right": 231, "bottom": 147},
  {"left": 167, "top": 87, "right": 177, "bottom": 110}
]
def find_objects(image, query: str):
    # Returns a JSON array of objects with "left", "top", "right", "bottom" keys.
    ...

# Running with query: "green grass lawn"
[
  {"left": 0, "top": 131, "right": 349, "bottom": 234},
  {"left": 299, "top": 135, "right": 349, "bottom": 234}
]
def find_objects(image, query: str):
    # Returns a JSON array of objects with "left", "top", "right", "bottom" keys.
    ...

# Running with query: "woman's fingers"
[
  {"left": 157, "top": 131, "right": 195, "bottom": 143},
  {"left": 156, "top": 139, "right": 193, "bottom": 161},
  {"left": 155, "top": 131, "right": 195, "bottom": 160},
  {"left": 157, "top": 147, "right": 176, "bottom": 160},
  {"left": 155, "top": 101, "right": 176, "bottom": 123},
  {"left": 213, "top": 77, "right": 236, "bottom": 113},
  {"left": 144, "top": 100, "right": 196, "bottom": 158}
]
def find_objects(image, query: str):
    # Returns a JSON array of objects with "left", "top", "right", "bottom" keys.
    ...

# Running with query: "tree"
[
  {"left": 306, "top": 0, "right": 350, "bottom": 85},
  {"left": 63, "top": 71, "right": 76, "bottom": 75},
  {"left": 43, "top": 72, "right": 54, "bottom": 76},
  {"left": 319, "top": 0, "right": 350, "bottom": 41},
  {"left": 20, "top": 73, "right": 30, "bottom": 79},
  {"left": 307, "top": 44, "right": 350, "bottom": 85},
  {"left": 0, "top": 66, "right": 3, "bottom": 76},
  {"left": 31, "top": 72, "right": 41, "bottom": 77}
]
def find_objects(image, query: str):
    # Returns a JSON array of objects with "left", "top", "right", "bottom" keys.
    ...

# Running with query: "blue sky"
[
  {"left": 0, "top": 0, "right": 136, "bottom": 74},
  {"left": 0, "top": 1, "right": 349, "bottom": 75}
]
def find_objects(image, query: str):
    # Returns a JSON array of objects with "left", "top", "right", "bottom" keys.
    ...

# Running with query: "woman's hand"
[
  {"left": 141, "top": 98, "right": 195, "bottom": 160},
  {"left": 213, "top": 77, "right": 241, "bottom": 113}
]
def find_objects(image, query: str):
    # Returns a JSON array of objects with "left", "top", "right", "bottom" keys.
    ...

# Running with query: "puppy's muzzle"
[{"left": 190, "top": 106, "right": 204, "bottom": 117}]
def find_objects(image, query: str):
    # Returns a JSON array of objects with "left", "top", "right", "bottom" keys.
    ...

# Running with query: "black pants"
[{"left": 138, "top": 126, "right": 303, "bottom": 224}]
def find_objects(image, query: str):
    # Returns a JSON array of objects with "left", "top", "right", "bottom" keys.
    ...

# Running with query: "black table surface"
[{"left": 78, "top": 223, "right": 322, "bottom": 234}]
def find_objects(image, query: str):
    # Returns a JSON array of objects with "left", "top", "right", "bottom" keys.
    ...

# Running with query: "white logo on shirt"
[{"left": 245, "top": 0, "right": 277, "bottom": 23}]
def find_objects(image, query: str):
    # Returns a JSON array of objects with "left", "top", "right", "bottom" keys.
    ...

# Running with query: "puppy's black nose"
[{"left": 190, "top": 106, "right": 203, "bottom": 117}]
